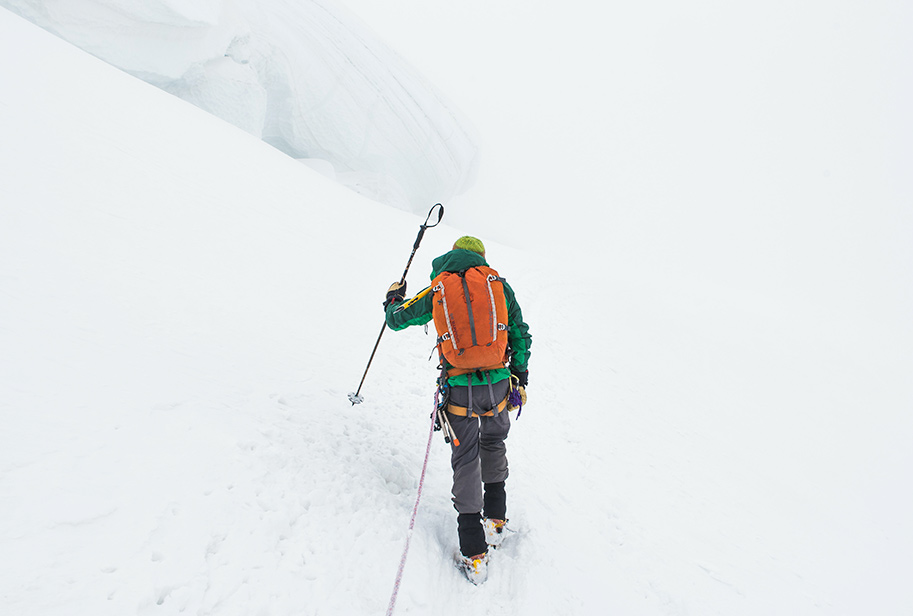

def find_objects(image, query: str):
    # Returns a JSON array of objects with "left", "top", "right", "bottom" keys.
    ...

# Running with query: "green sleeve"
[
  {"left": 384, "top": 291, "right": 433, "bottom": 330},
  {"left": 503, "top": 281, "right": 531, "bottom": 372}
]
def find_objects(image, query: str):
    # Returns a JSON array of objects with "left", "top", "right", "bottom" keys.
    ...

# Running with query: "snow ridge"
[{"left": 0, "top": 0, "right": 479, "bottom": 213}]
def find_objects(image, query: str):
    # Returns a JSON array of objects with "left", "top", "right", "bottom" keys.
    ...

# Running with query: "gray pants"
[{"left": 447, "top": 379, "right": 511, "bottom": 514}]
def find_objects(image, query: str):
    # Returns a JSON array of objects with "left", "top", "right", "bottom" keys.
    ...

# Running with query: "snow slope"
[
  {"left": 0, "top": 0, "right": 479, "bottom": 213},
  {"left": 2, "top": 4, "right": 913, "bottom": 616}
]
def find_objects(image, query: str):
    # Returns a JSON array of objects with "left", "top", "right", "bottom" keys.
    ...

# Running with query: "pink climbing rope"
[{"left": 386, "top": 405, "right": 439, "bottom": 616}]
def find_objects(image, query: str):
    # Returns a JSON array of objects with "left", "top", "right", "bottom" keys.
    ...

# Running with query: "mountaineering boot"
[
  {"left": 458, "top": 552, "right": 490, "bottom": 585},
  {"left": 456, "top": 512, "right": 489, "bottom": 583},
  {"left": 483, "top": 517, "right": 508, "bottom": 548}
]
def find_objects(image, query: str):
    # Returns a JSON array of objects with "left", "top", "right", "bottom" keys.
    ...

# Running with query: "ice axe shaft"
[
  {"left": 349, "top": 204, "right": 444, "bottom": 405},
  {"left": 393, "top": 284, "right": 433, "bottom": 314}
]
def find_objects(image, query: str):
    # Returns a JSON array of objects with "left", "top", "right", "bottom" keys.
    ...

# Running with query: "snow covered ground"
[{"left": 2, "top": 3, "right": 912, "bottom": 615}]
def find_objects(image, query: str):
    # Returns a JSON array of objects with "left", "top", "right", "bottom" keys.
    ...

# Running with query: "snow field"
[{"left": 3, "top": 4, "right": 913, "bottom": 616}]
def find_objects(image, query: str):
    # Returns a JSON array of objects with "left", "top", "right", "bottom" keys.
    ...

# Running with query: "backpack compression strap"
[{"left": 445, "top": 363, "right": 507, "bottom": 377}]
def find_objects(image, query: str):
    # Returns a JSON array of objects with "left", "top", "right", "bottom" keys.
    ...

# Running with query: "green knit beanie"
[{"left": 453, "top": 236, "right": 485, "bottom": 256}]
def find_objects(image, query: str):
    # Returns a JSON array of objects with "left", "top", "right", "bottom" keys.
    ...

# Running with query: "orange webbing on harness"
[{"left": 446, "top": 395, "right": 509, "bottom": 418}]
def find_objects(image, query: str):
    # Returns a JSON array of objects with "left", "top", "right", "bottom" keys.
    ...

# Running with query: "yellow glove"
[{"left": 384, "top": 281, "right": 407, "bottom": 307}]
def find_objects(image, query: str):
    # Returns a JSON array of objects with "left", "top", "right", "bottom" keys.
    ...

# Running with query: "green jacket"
[{"left": 385, "top": 249, "right": 531, "bottom": 386}]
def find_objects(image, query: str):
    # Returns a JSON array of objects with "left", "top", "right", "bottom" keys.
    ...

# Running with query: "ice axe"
[
  {"left": 393, "top": 284, "right": 433, "bottom": 314},
  {"left": 348, "top": 203, "right": 444, "bottom": 405}
]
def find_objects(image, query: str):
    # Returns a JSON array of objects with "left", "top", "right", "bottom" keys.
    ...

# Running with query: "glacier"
[{"left": 0, "top": 0, "right": 479, "bottom": 213}]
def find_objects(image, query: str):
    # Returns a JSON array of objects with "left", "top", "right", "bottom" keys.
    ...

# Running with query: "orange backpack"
[{"left": 431, "top": 266, "right": 509, "bottom": 374}]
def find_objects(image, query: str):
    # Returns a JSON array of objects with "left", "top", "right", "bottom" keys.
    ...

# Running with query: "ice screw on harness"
[{"left": 432, "top": 366, "right": 460, "bottom": 446}]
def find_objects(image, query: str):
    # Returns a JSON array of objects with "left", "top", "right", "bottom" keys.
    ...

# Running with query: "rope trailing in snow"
[{"left": 386, "top": 395, "right": 439, "bottom": 616}]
